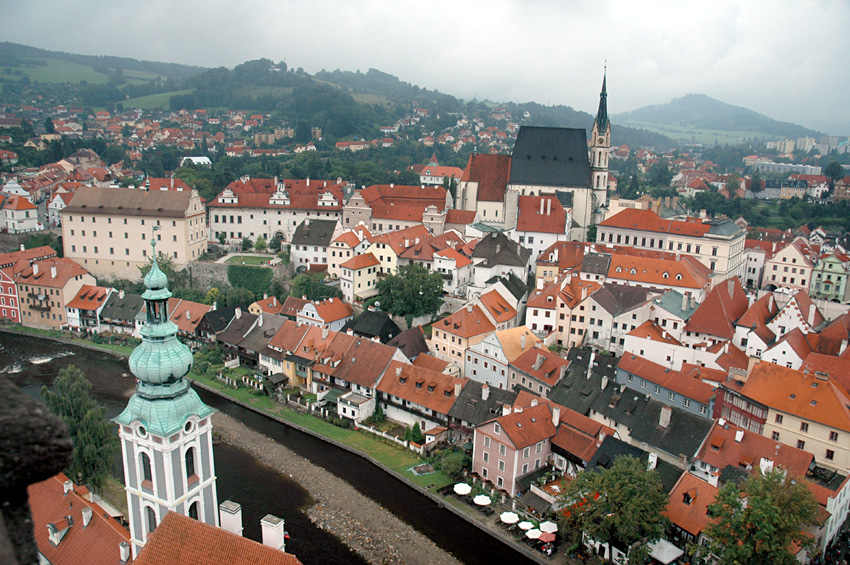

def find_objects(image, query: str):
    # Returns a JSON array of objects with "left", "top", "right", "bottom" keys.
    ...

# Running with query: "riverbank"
[{"left": 212, "top": 411, "right": 460, "bottom": 565}]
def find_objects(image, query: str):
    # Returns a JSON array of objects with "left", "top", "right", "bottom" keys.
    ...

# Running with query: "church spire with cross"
[
  {"left": 114, "top": 234, "right": 218, "bottom": 557},
  {"left": 590, "top": 65, "right": 611, "bottom": 223}
]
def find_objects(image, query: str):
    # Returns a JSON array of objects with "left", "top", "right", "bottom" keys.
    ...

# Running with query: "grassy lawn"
[
  {"left": 188, "top": 370, "right": 454, "bottom": 491},
  {"left": 5, "top": 58, "right": 111, "bottom": 84},
  {"left": 123, "top": 89, "right": 194, "bottom": 110},
  {"left": 2, "top": 324, "right": 137, "bottom": 356},
  {"left": 225, "top": 255, "right": 273, "bottom": 265}
]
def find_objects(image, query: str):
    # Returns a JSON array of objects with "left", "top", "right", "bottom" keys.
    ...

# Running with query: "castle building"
[{"left": 114, "top": 236, "right": 218, "bottom": 557}]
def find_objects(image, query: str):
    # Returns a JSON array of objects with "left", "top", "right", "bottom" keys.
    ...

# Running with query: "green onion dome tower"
[{"left": 114, "top": 236, "right": 218, "bottom": 558}]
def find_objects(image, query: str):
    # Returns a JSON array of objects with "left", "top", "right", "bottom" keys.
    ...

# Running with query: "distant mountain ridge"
[{"left": 614, "top": 94, "right": 823, "bottom": 141}]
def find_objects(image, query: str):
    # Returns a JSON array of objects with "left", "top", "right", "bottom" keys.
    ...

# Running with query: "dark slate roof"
[
  {"left": 707, "top": 218, "right": 745, "bottom": 237},
  {"left": 201, "top": 304, "right": 246, "bottom": 334},
  {"left": 591, "top": 283, "right": 654, "bottom": 317},
  {"left": 447, "top": 381, "right": 517, "bottom": 426},
  {"left": 586, "top": 436, "right": 682, "bottom": 494},
  {"left": 473, "top": 232, "right": 531, "bottom": 268},
  {"left": 239, "top": 314, "right": 287, "bottom": 354},
  {"left": 216, "top": 311, "right": 259, "bottom": 347},
  {"left": 555, "top": 191, "right": 574, "bottom": 208},
  {"left": 629, "top": 399, "right": 714, "bottom": 462},
  {"left": 509, "top": 126, "right": 591, "bottom": 188},
  {"left": 387, "top": 327, "right": 429, "bottom": 359},
  {"left": 590, "top": 383, "right": 649, "bottom": 431},
  {"left": 292, "top": 219, "right": 337, "bottom": 247},
  {"left": 100, "top": 291, "right": 144, "bottom": 322},
  {"left": 341, "top": 310, "right": 401, "bottom": 343},
  {"left": 581, "top": 252, "right": 611, "bottom": 276},
  {"left": 595, "top": 73, "right": 608, "bottom": 133},
  {"left": 485, "top": 272, "right": 528, "bottom": 302},
  {"left": 548, "top": 350, "right": 619, "bottom": 415}
]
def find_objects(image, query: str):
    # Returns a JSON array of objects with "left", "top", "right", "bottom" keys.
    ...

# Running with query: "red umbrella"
[{"left": 538, "top": 532, "right": 556, "bottom": 543}]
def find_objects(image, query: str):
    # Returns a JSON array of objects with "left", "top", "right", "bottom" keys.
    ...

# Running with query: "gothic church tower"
[
  {"left": 590, "top": 69, "right": 611, "bottom": 223},
  {"left": 114, "top": 237, "right": 218, "bottom": 557}
]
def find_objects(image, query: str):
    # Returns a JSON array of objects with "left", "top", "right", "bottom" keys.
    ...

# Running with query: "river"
[{"left": 1, "top": 332, "right": 532, "bottom": 564}]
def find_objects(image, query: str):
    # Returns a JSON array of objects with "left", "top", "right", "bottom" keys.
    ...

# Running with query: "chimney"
[
  {"left": 467, "top": 303, "right": 473, "bottom": 313},
  {"left": 264, "top": 293, "right": 268, "bottom": 300},
  {"left": 496, "top": 244, "right": 501, "bottom": 254},
  {"left": 552, "top": 406, "right": 560, "bottom": 426},
  {"left": 659, "top": 406, "right": 672, "bottom": 428},
  {"left": 532, "top": 354, "right": 545, "bottom": 371},
  {"left": 531, "top": 399, "right": 538, "bottom": 407},
  {"left": 537, "top": 278, "right": 544, "bottom": 290},
  {"left": 273, "top": 296, "right": 277, "bottom": 306},
  {"left": 559, "top": 365, "right": 567, "bottom": 380},
  {"left": 768, "top": 294, "right": 774, "bottom": 311},
  {"left": 82, "top": 506, "right": 93, "bottom": 527},
  {"left": 219, "top": 500, "right": 243, "bottom": 536},
  {"left": 647, "top": 452, "right": 658, "bottom": 470},
  {"left": 662, "top": 330, "right": 667, "bottom": 339},
  {"left": 521, "top": 334, "right": 526, "bottom": 349},
  {"left": 759, "top": 457, "right": 774, "bottom": 475},
  {"left": 690, "top": 295, "right": 696, "bottom": 309},
  {"left": 735, "top": 429, "right": 745, "bottom": 443},
  {"left": 682, "top": 292, "right": 688, "bottom": 311},
  {"left": 808, "top": 304, "right": 816, "bottom": 327},
  {"left": 119, "top": 541, "right": 130, "bottom": 563},
  {"left": 63, "top": 480, "right": 73, "bottom": 494},
  {"left": 33, "top": 263, "right": 39, "bottom": 275},
  {"left": 396, "top": 365, "right": 403, "bottom": 377},
  {"left": 840, "top": 339, "right": 848, "bottom": 356},
  {"left": 20, "top": 244, "right": 24, "bottom": 251},
  {"left": 260, "top": 514, "right": 286, "bottom": 552},
  {"left": 119, "top": 289, "right": 125, "bottom": 300},
  {"left": 540, "top": 198, "right": 545, "bottom": 215},
  {"left": 482, "top": 384, "right": 490, "bottom": 400},
  {"left": 322, "top": 326, "right": 329, "bottom": 339},
  {"left": 212, "top": 301, "right": 217, "bottom": 311},
  {"left": 235, "top": 307, "right": 242, "bottom": 319},
  {"left": 601, "top": 375, "right": 609, "bottom": 390},
  {"left": 727, "top": 279, "right": 734, "bottom": 299},
  {"left": 257, "top": 312, "right": 262, "bottom": 326},
  {"left": 454, "top": 382, "right": 462, "bottom": 397},
  {"left": 307, "top": 178, "right": 310, "bottom": 186},
  {"left": 51, "top": 266, "right": 57, "bottom": 278},
  {"left": 546, "top": 198, "right": 551, "bottom": 215}
]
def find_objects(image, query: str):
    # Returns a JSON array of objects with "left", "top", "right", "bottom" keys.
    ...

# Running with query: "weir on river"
[{"left": 1, "top": 332, "right": 533, "bottom": 564}]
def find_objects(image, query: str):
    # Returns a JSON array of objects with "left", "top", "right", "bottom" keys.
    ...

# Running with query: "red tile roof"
[
  {"left": 0, "top": 245, "right": 56, "bottom": 269},
  {"left": 434, "top": 246, "right": 472, "bottom": 268},
  {"left": 736, "top": 293, "right": 778, "bottom": 344},
  {"left": 340, "top": 252, "right": 380, "bottom": 270},
  {"left": 437, "top": 304, "right": 496, "bottom": 339},
  {"left": 627, "top": 320, "right": 683, "bottom": 346},
  {"left": 135, "top": 511, "right": 302, "bottom": 565},
  {"left": 511, "top": 347, "right": 570, "bottom": 387},
  {"left": 461, "top": 153, "right": 511, "bottom": 202},
  {"left": 168, "top": 298, "right": 212, "bottom": 333},
  {"left": 515, "top": 195, "right": 566, "bottom": 234},
  {"left": 311, "top": 298, "right": 353, "bottom": 323},
  {"left": 28, "top": 473, "right": 132, "bottom": 565},
  {"left": 15, "top": 257, "right": 90, "bottom": 288},
  {"left": 599, "top": 208, "right": 712, "bottom": 237},
  {"left": 697, "top": 420, "right": 813, "bottom": 480},
  {"left": 2, "top": 193, "right": 37, "bottom": 210},
  {"left": 741, "top": 362, "right": 850, "bottom": 432},
  {"left": 608, "top": 254, "right": 710, "bottom": 290},
  {"left": 253, "top": 295, "right": 287, "bottom": 315},
  {"left": 377, "top": 361, "right": 465, "bottom": 415},
  {"left": 66, "top": 285, "right": 110, "bottom": 310},
  {"left": 685, "top": 277, "right": 748, "bottom": 339},
  {"left": 663, "top": 473, "right": 718, "bottom": 537},
  {"left": 267, "top": 319, "right": 310, "bottom": 352},
  {"left": 411, "top": 353, "right": 450, "bottom": 373},
  {"left": 618, "top": 354, "right": 716, "bottom": 404},
  {"left": 479, "top": 289, "right": 517, "bottom": 325},
  {"left": 446, "top": 209, "right": 476, "bottom": 225},
  {"left": 360, "top": 184, "right": 448, "bottom": 222},
  {"left": 497, "top": 402, "right": 558, "bottom": 450},
  {"left": 280, "top": 297, "right": 308, "bottom": 318}
]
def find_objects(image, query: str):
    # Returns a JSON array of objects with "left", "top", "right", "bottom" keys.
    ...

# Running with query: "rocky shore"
[{"left": 212, "top": 412, "right": 461, "bottom": 565}]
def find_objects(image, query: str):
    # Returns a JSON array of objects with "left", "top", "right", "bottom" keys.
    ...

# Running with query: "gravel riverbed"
[{"left": 212, "top": 412, "right": 461, "bottom": 565}]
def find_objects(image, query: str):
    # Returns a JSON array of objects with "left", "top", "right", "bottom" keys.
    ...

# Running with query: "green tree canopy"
[
  {"left": 559, "top": 456, "right": 668, "bottom": 563},
  {"left": 375, "top": 263, "right": 444, "bottom": 321},
  {"left": 41, "top": 365, "right": 119, "bottom": 492},
  {"left": 825, "top": 161, "right": 846, "bottom": 182},
  {"left": 254, "top": 235, "right": 267, "bottom": 252},
  {"left": 698, "top": 469, "right": 819, "bottom": 565}
]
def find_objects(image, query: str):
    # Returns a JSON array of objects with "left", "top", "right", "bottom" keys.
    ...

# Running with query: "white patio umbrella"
[
  {"left": 517, "top": 521, "right": 535, "bottom": 531},
  {"left": 473, "top": 494, "right": 492, "bottom": 506},
  {"left": 453, "top": 483, "right": 472, "bottom": 496},
  {"left": 539, "top": 521, "right": 558, "bottom": 533},
  {"left": 526, "top": 528, "right": 542, "bottom": 540},
  {"left": 500, "top": 511, "right": 520, "bottom": 524}
]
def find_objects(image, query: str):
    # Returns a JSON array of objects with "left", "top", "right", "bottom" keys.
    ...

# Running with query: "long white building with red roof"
[{"left": 207, "top": 176, "right": 346, "bottom": 246}]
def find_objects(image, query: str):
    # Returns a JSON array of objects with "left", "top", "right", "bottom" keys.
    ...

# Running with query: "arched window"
[
  {"left": 140, "top": 452, "right": 153, "bottom": 485},
  {"left": 185, "top": 447, "right": 196, "bottom": 481},
  {"left": 146, "top": 506, "right": 157, "bottom": 535},
  {"left": 188, "top": 501, "right": 200, "bottom": 520}
]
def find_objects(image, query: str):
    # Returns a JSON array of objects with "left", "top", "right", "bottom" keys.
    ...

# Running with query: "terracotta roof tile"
[
  {"left": 311, "top": 298, "right": 353, "bottom": 323},
  {"left": 411, "top": 353, "right": 450, "bottom": 373},
  {"left": 437, "top": 304, "right": 496, "bottom": 339},
  {"left": 608, "top": 254, "right": 710, "bottom": 290},
  {"left": 66, "top": 285, "right": 110, "bottom": 310},
  {"left": 168, "top": 298, "right": 212, "bottom": 333},
  {"left": 340, "top": 252, "right": 380, "bottom": 270},
  {"left": 496, "top": 402, "right": 557, "bottom": 450},
  {"left": 618, "top": 354, "right": 716, "bottom": 404},
  {"left": 377, "top": 361, "right": 465, "bottom": 415},
  {"left": 479, "top": 289, "right": 517, "bottom": 324},
  {"left": 461, "top": 153, "right": 511, "bottom": 202},
  {"left": 511, "top": 347, "right": 570, "bottom": 387},
  {"left": 135, "top": 512, "right": 301, "bottom": 565},
  {"left": 685, "top": 277, "right": 748, "bottom": 339},
  {"left": 663, "top": 473, "right": 718, "bottom": 537},
  {"left": 515, "top": 195, "right": 567, "bottom": 234},
  {"left": 600, "top": 208, "right": 711, "bottom": 237},
  {"left": 15, "top": 257, "right": 90, "bottom": 288}
]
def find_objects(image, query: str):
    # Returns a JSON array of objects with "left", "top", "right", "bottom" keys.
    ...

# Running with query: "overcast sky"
[{"left": 3, "top": 0, "right": 849, "bottom": 134}]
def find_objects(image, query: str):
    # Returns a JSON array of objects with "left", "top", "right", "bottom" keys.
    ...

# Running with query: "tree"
[
  {"left": 139, "top": 252, "right": 185, "bottom": 286},
  {"left": 41, "top": 366, "right": 119, "bottom": 493},
  {"left": 254, "top": 235, "right": 267, "bottom": 252},
  {"left": 825, "top": 161, "right": 845, "bottom": 182},
  {"left": 404, "top": 422, "right": 423, "bottom": 444},
  {"left": 224, "top": 286, "right": 255, "bottom": 307},
  {"left": 204, "top": 287, "right": 220, "bottom": 306},
  {"left": 559, "top": 456, "right": 668, "bottom": 564},
  {"left": 375, "top": 263, "right": 444, "bottom": 321},
  {"left": 648, "top": 162, "right": 673, "bottom": 188},
  {"left": 698, "top": 469, "right": 819, "bottom": 565},
  {"left": 241, "top": 237, "right": 253, "bottom": 251},
  {"left": 440, "top": 451, "right": 470, "bottom": 480}
]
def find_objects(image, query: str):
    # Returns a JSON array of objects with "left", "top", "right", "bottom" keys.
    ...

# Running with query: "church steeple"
[
  {"left": 115, "top": 235, "right": 218, "bottom": 557},
  {"left": 595, "top": 69, "right": 608, "bottom": 134}
]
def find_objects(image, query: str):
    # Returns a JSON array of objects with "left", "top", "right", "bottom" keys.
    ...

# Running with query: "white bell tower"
[{"left": 590, "top": 67, "right": 611, "bottom": 225}]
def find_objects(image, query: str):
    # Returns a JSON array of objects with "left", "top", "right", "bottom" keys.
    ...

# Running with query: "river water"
[{"left": 1, "top": 332, "right": 530, "bottom": 564}]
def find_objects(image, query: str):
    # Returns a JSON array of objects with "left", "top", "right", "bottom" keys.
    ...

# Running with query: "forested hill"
[{"left": 0, "top": 42, "right": 203, "bottom": 79}]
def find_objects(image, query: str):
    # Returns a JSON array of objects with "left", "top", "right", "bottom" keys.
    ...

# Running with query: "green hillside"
[{"left": 614, "top": 94, "right": 823, "bottom": 142}]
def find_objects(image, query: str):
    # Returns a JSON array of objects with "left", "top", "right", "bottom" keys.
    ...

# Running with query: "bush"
[
  {"left": 441, "top": 451, "right": 470, "bottom": 480},
  {"left": 227, "top": 264, "right": 274, "bottom": 297}
]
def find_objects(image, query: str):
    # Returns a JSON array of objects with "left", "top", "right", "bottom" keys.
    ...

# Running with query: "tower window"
[
  {"left": 188, "top": 501, "right": 200, "bottom": 520},
  {"left": 140, "top": 452, "right": 153, "bottom": 488},
  {"left": 185, "top": 447, "right": 198, "bottom": 484},
  {"left": 146, "top": 506, "right": 157, "bottom": 536}
]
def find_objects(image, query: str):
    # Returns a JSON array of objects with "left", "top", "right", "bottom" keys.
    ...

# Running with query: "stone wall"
[{"left": 184, "top": 261, "right": 295, "bottom": 292}]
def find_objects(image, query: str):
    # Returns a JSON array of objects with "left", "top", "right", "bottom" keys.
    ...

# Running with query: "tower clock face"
[{"left": 598, "top": 137, "right": 605, "bottom": 144}]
